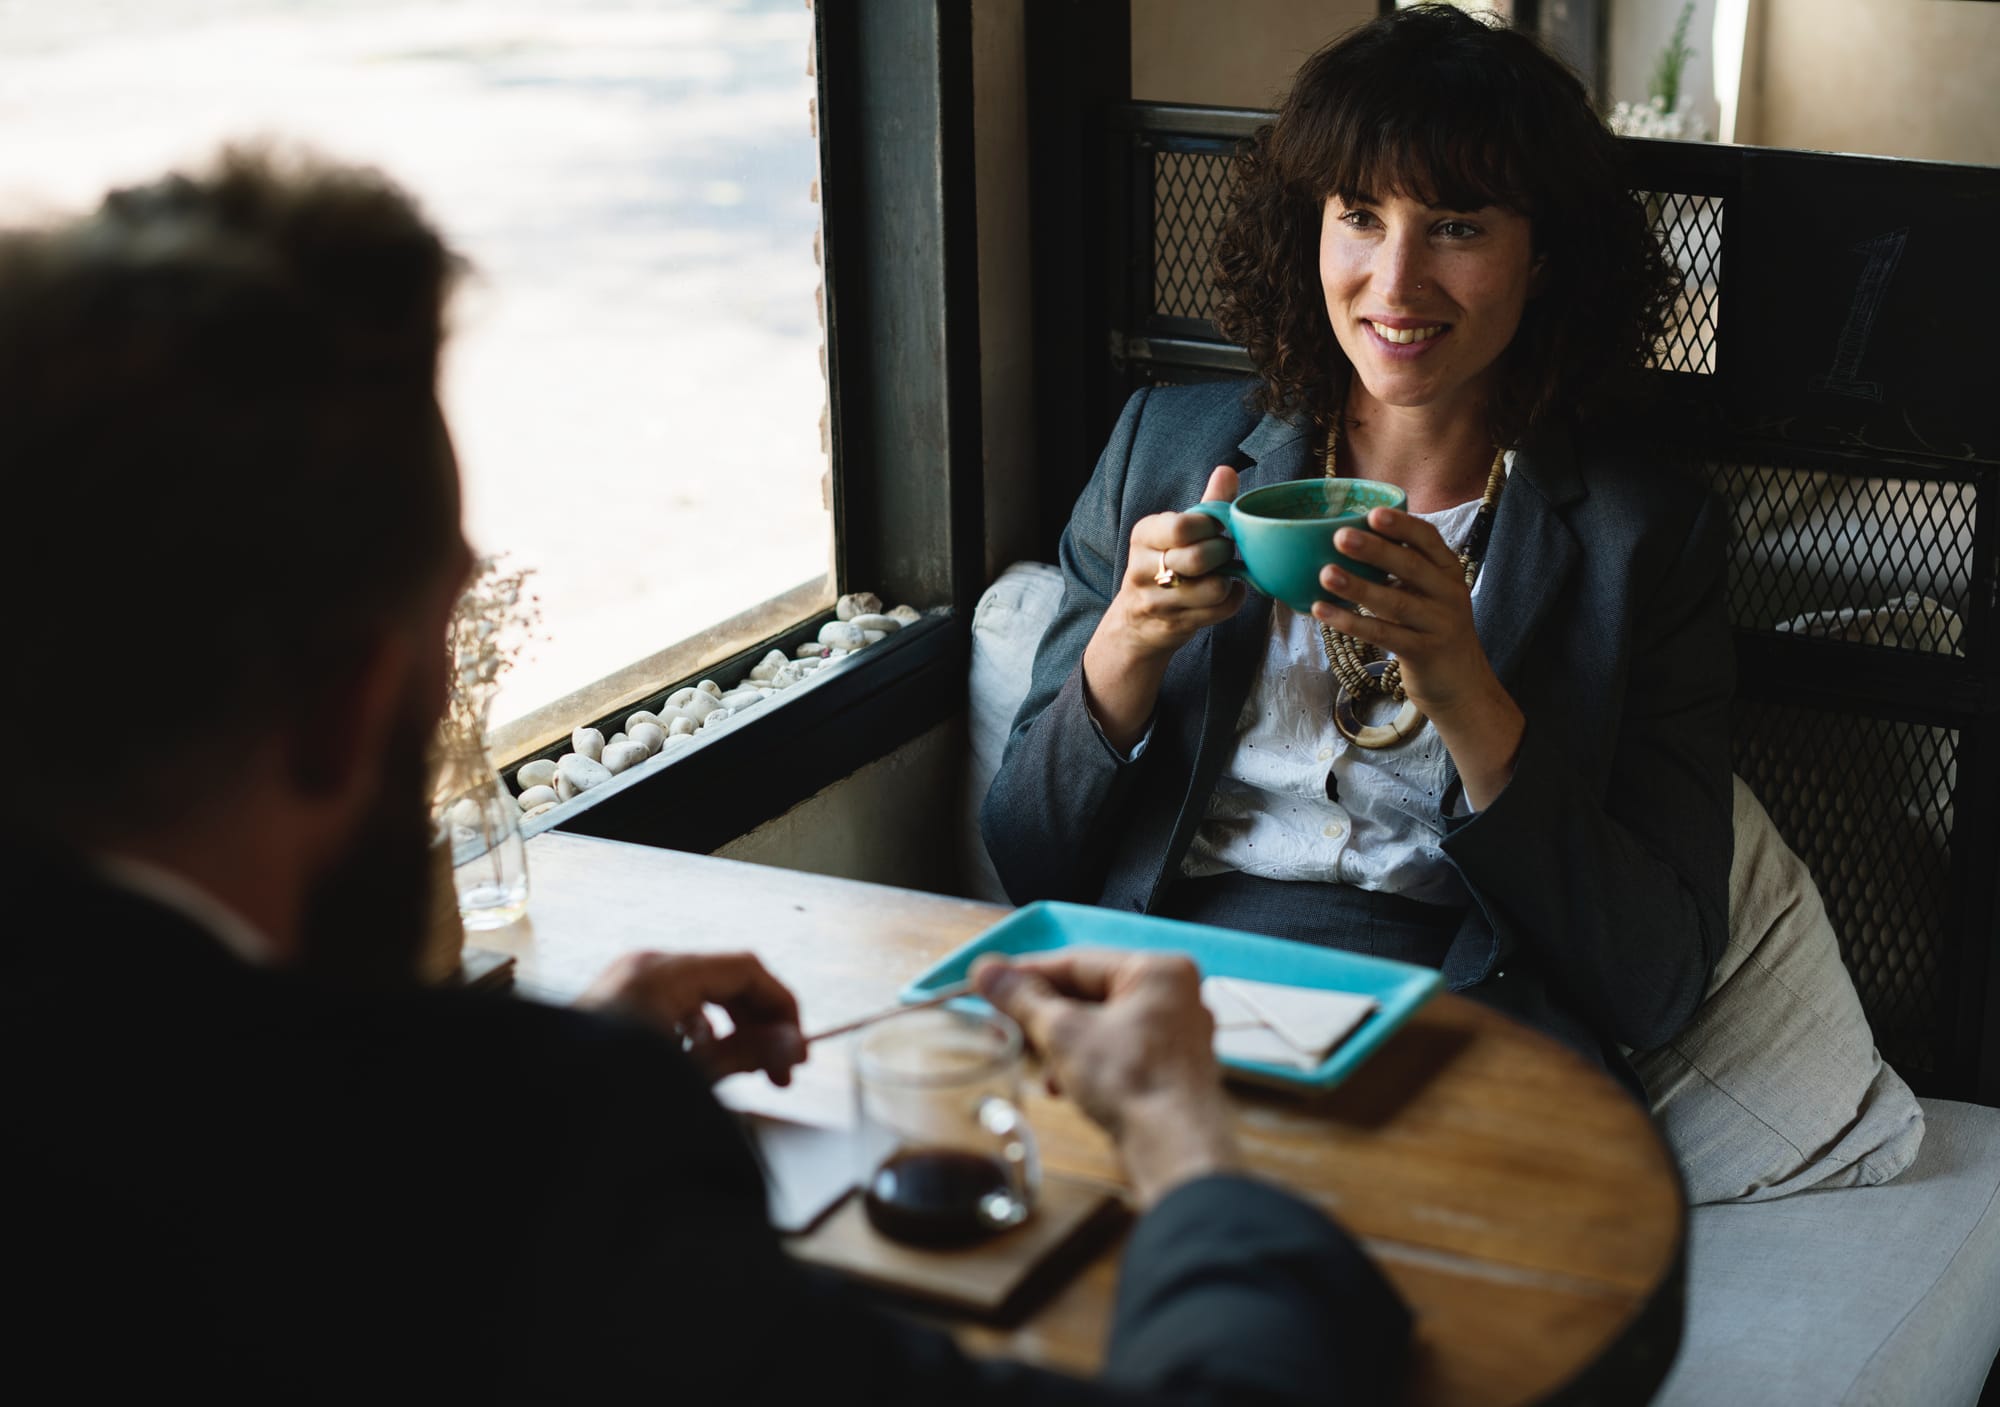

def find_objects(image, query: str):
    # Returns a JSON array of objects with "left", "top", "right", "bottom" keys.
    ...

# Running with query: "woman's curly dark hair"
[{"left": 1212, "top": 4, "right": 1680, "bottom": 448}]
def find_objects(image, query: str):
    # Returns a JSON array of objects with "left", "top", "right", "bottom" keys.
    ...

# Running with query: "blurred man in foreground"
[{"left": 2, "top": 150, "right": 1407, "bottom": 1403}]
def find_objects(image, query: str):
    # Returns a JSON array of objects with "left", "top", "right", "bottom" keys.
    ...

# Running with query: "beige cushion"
[
  {"left": 1655, "top": 1098, "right": 2000, "bottom": 1407},
  {"left": 1633, "top": 777, "right": 1925, "bottom": 1204},
  {"left": 964, "top": 563, "right": 1067, "bottom": 903}
]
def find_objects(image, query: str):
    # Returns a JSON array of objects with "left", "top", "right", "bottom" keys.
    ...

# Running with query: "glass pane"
[{"left": 0, "top": 0, "right": 832, "bottom": 727}]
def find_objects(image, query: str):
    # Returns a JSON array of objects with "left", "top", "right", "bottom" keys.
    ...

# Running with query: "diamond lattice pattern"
[
  {"left": 1733, "top": 701, "right": 1957, "bottom": 1078},
  {"left": 1707, "top": 460, "right": 1975, "bottom": 652},
  {"left": 1153, "top": 150, "right": 1234, "bottom": 320},
  {"left": 1643, "top": 190, "right": 1722, "bottom": 374}
]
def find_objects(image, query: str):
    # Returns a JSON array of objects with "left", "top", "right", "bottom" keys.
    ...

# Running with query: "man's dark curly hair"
[
  {"left": 0, "top": 146, "right": 465, "bottom": 821},
  {"left": 1213, "top": 4, "right": 1680, "bottom": 448}
]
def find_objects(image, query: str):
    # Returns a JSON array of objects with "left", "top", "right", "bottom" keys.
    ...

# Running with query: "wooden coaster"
[
  {"left": 453, "top": 947, "right": 515, "bottom": 993},
  {"left": 787, "top": 1172, "right": 1128, "bottom": 1324}
]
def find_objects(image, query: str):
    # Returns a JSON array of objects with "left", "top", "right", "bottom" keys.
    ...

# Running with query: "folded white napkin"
[{"left": 1202, "top": 976, "right": 1377, "bottom": 1070}]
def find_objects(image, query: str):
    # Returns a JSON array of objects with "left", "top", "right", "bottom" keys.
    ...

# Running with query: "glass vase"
[{"left": 435, "top": 742, "right": 531, "bottom": 930}]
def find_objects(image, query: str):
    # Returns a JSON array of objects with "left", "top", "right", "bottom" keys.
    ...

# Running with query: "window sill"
[
  {"left": 518, "top": 607, "right": 967, "bottom": 855},
  {"left": 490, "top": 575, "right": 836, "bottom": 770}
]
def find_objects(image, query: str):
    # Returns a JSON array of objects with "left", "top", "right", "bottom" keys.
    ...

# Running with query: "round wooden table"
[{"left": 493, "top": 832, "right": 1685, "bottom": 1407}]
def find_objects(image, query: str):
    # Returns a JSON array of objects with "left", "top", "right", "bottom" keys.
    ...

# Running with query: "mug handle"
[{"left": 1182, "top": 499, "right": 1250, "bottom": 582}]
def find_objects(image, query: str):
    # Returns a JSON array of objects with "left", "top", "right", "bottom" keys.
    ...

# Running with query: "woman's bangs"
[{"left": 1316, "top": 96, "right": 1530, "bottom": 215}]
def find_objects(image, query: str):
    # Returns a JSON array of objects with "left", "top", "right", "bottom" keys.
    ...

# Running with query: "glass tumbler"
[{"left": 853, "top": 1007, "right": 1041, "bottom": 1247}]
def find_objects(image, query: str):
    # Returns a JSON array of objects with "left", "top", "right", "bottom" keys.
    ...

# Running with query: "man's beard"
[{"left": 294, "top": 700, "right": 435, "bottom": 990}]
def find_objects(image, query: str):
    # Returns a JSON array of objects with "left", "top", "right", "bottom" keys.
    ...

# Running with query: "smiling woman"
[{"left": 981, "top": 2, "right": 1734, "bottom": 1091}]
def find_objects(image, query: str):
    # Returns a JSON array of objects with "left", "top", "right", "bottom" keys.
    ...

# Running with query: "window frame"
[{"left": 513, "top": 0, "right": 986, "bottom": 855}]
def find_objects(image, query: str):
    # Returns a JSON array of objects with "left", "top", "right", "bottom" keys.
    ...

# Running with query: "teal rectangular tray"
[{"left": 901, "top": 901, "right": 1440, "bottom": 1092}]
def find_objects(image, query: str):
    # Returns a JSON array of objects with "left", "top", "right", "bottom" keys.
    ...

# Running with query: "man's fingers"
[
  {"left": 1200, "top": 465, "right": 1239, "bottom": 503},
  {"left": 974, "top": 960, "right": 1068, "bottom": 1051},
  {"left": 993, "top": 948, "right": 1146, "bottom": 1002},
  {"left": 700, "top": 1024, "right": 807, "bottom": 1085},
  {"left": 697, "top": 952, "right": 803, "bottom": 1027}
]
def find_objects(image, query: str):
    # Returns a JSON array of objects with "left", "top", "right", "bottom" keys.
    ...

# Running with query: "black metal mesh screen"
[
  {"left": 1708, "top": 460, "right": 1976, "bottom": 652},
  {"left": 1643, "top": 191, "right": 1723, "bottom": 375},
  {"left": 1732, "top": 700, "right": 1958, "bottom": 1078},
  {"left": 1152, "top": 149, "right": 1233, "bottom": 320}
]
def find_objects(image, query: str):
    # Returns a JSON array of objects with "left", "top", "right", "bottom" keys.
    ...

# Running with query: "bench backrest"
[{"left": 1082, "top": 105, "right": 1999, "bottom": 1104}]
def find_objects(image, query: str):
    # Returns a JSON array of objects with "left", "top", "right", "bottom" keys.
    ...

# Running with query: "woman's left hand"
[{"left": 1314, "top": 506, "right": 1526, "bottom": 808}]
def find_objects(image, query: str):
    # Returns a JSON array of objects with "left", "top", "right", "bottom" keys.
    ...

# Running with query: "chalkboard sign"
[{"left": 1726, "top": 150, "right": 2000, "bottom": 467}]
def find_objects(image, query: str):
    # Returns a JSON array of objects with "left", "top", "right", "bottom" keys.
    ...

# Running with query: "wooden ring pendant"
[{"left": 1333, "top": 659, "right": 1425, "bottom": 748}]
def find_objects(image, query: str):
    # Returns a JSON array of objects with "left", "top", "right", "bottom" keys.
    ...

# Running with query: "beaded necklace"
[{"left": 1318, "top": 431, "right": 1507, "bottom": 748}]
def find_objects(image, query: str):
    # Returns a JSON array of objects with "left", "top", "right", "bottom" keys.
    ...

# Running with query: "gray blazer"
[{"left": 981, "top": 381, "right": 1733, "bottom": 1063}]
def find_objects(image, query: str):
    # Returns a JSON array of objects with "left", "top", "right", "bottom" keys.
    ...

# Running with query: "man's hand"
[
  {"left": 580, "top": 951, "right": 805, "bottom": 1087},
  {"left": 974, "top": 949, "right": 1238, "bottom": 1208}
]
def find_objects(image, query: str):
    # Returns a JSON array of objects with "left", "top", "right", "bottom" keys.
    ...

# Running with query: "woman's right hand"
[{"left": 1081, "top": 466, "right": 1245, "bottom": 750}]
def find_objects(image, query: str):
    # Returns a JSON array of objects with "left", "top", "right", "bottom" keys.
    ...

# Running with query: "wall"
[
  {"left": 972, "top": 0, "right": 1040, "bottom": 580},
  {"left": 1131, "top": 0, "right": 1377, "bottom": 109},
  {"left": 1607, "top": 0, "right": 1720, "bottom": 137},
  {"left": 1743, "top": 0, "right": 2000, "bottom": 164},
  {"left": 714, "top": 718, "right": 972, "bottom": 893}
]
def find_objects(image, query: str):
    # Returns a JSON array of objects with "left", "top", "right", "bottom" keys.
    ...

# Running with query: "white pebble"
[
  {"left": 517, "top": 758, "right": 558, "bottom": 790},
  {"left": 819, "top": 620, "right": 865, "bottom": 650},
  {"left": 697, "top": 679, "right": 723, "bottom": 699},
  {"left": 626, "top": 709, "right": 661, "bottom": 734},
  {"left": 668, "top": 715, "right": 696, "bottom": 737},
  {"left": 824, "top": 648, "right": 847, "bottom": 659},
  {"left": 749, "top": 648, "right": 790, "bottom": 681},
  {"left": 667, "top": 687, "right": 700, "bottom": 709},
  {"left": 557, "top": 753, "right": 613, "bottom": 793},
  {"left": 795, "top": 641, "right": 830, "bottom": 660},
  {"left": 517, "top": 784, "right": 559, "bottom": 811},
  {"left": 555, "top": 773, "right": 579, "bottom": 802},
  {"left": 681, "top": 691, "right": 721, "bottom": 722},
  {"left": 608, "top": 732, "right": 627, "bottom": 746},
  {"left": 629, "top": 722, "right": 666, "bottom": 755},
  {"left": 449, "top": 797, "right": 483, "bottom": 830},
  {"left": 718, "top": 687, "right": 765, "bottom": 710},
  {"left": 888, "top": 604, "right": 920, "bottom": 625},
  {"left": 848, "top": 613, "right": 900, "bottom": 634},
  {"left": 602, "top": 740, "right": 649, "bottom": 774},
  {"left": 522, "top": 801, "right": 559, "bottom": 819},
  {"left": 571, "top": 727, "right": 606, "bottom": 763},
  {"left": 861, "top": 629, "right": 886, "bottom": 645},
  {"left": 701, "top": 707, "right": 734, "bottom": 729},
  {"left": 836, "top": 591, "right": 883, "bottom": 621},
  {"left": 665, "top": 730, "right": 694, "bottom": 746}
]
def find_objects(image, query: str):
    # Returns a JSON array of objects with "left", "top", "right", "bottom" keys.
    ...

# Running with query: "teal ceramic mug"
[{"left": 1185, "top": 477, "right": 1408, "bottom": 614}]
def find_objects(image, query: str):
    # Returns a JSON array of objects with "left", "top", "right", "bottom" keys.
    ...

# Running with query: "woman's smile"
[{"left": 1320, "top": 193, "right": 1538, "bottom": 412}]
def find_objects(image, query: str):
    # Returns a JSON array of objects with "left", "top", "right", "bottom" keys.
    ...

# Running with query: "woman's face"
[{"left": 1319, "top": 192, "right": 1539, "bottom": 421}]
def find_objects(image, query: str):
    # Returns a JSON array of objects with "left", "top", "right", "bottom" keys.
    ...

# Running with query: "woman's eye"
[
  {"left": 1340, "top": 209, "right": 1377, "bottom": 229},
  {"left": 1436, "top": 220, "right": 1481, "bottom": 239}
]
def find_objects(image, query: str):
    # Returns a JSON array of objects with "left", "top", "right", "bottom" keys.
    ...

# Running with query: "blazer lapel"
[{"left": 1473, "top": 428, "right": 1585, "bottom": 695}]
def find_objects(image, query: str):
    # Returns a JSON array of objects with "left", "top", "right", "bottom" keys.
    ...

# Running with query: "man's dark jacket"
[{"left": 7, "top": 841, "right": 1408, "bottom": 1404}]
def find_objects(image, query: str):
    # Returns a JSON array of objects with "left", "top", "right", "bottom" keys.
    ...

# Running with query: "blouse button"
[
  {"left": 1323, "top": 821, "right": 1346, "bottom": 839},
  {"left": 1317, "top": 747, "right": 1334, "bottom": 761}
]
